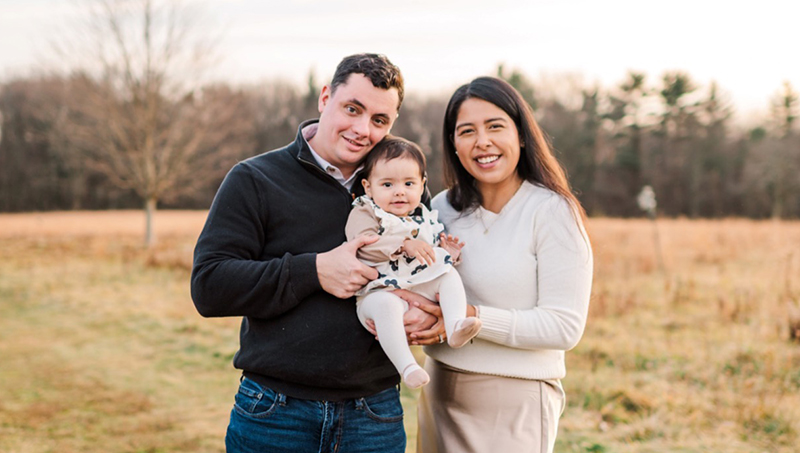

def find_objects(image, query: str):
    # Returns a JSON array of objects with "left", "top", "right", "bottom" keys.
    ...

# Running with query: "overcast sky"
[{"left": 2, "top": 0, "right": 799, "bottom": 123}]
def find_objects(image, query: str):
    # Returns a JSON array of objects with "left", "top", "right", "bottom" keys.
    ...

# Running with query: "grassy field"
[{"left": 1, "top": 211, "right": 799, "bottom": 452}]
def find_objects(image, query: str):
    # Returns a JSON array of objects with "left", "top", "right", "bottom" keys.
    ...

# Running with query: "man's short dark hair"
[{"left": 331, "top": 53, "right": 404, "bottom": 109}]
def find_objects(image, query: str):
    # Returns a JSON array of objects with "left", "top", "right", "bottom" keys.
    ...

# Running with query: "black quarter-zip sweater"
[{"left": 191, "top": 119, "right": 399, "bottom": 401}]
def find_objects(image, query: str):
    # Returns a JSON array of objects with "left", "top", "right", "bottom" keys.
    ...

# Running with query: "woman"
[{"left": 415, "top": 77, "right": 593, "bottom": 453}]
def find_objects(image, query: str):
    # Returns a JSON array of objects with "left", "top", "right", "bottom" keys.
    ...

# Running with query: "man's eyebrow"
[{"left": 348, "top": 98, "right": 366, "bottom": 110}]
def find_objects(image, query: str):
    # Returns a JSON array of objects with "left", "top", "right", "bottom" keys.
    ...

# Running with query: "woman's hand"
[
  {"left": 408, "top": 299, "right": 446, "bottom": 345},
  {"left": 394, "top": 289, "right": 444, "bottom": 345},
  {"left": 388, "top": 290, "right": 447, "bottom": 346},
  {"left": 362, "top": 289, "right": 439, "bottom": 341},
  {"left": 402, "top": 238, "right": 436, "bottom": 265}
]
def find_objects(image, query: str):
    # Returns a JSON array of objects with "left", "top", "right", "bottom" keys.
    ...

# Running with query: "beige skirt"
[{"left": 417, "top": 358, "right": 565, "bottom": 453}]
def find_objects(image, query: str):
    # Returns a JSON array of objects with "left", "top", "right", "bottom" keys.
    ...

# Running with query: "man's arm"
[
  {"left": 191, "top": 163, "right": 321, "bottom": 319},
  {"left": 191, "top": 163, "right": 379, "bottom": 318}
]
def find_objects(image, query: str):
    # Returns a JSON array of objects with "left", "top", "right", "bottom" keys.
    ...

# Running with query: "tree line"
[
  {"left": 3, "top": 0, "right": 799, "bottom": 235},
  {"left": 1, "top": 67, "right": 798, "bottom": 220}
]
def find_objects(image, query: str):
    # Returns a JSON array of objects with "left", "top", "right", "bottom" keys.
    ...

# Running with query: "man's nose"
[{"left": 351, "top": 115, "right": 370, "bottom": 136}]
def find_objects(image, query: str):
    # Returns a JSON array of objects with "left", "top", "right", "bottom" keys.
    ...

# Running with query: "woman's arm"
[{"left": 476, "top": 195, "right": 593, "bottom": 351}]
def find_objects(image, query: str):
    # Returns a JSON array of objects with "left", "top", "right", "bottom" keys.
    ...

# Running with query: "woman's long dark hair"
[{"left": 442, "top": 77, "right": 586, "bottom": 222}]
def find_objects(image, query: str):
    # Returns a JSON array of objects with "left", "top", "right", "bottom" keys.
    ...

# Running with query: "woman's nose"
[{"left": 476, "top": 130, "right": 491, "bottom": 148}]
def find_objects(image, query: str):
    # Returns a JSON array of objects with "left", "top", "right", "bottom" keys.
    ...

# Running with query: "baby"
[{"left": 346, "top": 136, "right": 481, "bottom": 388}]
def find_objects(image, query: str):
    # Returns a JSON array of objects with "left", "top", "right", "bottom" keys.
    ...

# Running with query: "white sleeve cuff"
[{"left": 476, "top": 305, "right": 514, "bottom": 344}]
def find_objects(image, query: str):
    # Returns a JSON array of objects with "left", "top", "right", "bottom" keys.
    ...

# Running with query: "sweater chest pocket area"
[
  {"left": 262, "top": 196, "right": 351, "bottom": 253},
  {"left": 462, "top": 246, "right": 538, "bottom": 310}
]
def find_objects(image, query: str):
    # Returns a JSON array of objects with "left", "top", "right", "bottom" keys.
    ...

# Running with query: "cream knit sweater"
[{"left": 426, "top": 182, "right": 593, "bottom": 380}]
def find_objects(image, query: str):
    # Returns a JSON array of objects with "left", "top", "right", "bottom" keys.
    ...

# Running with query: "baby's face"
[{"left": 363, "top": 157, "right": 426, "bottom": 216}]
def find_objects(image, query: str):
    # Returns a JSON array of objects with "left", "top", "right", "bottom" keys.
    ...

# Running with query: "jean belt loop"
[
  {"left": 277, "top": 393, "right": 287, "bottom": 406},
  {"left": 354, "top": 397, "right": 365, "bottom": 410}
]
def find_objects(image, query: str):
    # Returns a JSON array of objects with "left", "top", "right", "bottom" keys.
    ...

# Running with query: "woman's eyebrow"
[
  {"left": 456, "top": 117, "right": 506, "bottom": 129},
  {"left": 485, "top": 117, "right": 507, "bottom": 123}
]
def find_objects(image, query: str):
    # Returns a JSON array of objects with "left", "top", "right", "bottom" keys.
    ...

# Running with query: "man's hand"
[
  {"left": 317, "top": 235, "right": 380, "bottom": 299},
  {"left": 402, "top": 238, "right": 436, "bottom": 265},
  {"left": 439, "top": 233, "right": 465, "bottom": 262}
]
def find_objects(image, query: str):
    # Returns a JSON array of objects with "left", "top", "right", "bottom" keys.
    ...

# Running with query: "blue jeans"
[{"left": 225, "top": 377, "right": 406, "bottom": 453}]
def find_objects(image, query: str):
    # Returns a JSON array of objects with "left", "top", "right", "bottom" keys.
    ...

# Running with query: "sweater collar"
[
  {"left": 289, "top": 119, "right": 422, "bottom": 203},
  {"left": 292, "top": 119, "right": 367, "bottom": 197},
  {"left": 293, "top": 118, "right": 321, "bottom": 166}
]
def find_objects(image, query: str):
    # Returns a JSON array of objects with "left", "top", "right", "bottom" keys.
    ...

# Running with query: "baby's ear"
[{"left": 362, "top": 179, "right": 372, "bottom": 197}]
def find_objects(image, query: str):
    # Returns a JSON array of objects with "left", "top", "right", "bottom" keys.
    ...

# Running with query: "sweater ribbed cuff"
[
  {"left": 476, "top": 305, "right": 514, "bottom": 344},
  {"left": 290, "top": 253, "right": 323, "bottom": 301}
]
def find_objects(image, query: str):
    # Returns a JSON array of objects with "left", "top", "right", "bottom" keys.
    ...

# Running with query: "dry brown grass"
[
  {"left": 565, "top": 217, "right": 800, "bottom": 452},
  {"left": 1, "top": 211, "right": 799, "bottom": 452},
  {"left": 0, "top": 210, "right": 207, "bottom": 239}
]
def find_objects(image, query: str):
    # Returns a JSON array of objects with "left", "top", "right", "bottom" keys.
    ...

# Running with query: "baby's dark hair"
[{"left": 362, "top": 135, "right": 427, "bottom": 180}]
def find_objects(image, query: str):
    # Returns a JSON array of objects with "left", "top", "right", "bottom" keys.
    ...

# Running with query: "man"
[{"left": 191, "top": 54, "right": 431, "bottom": 453}]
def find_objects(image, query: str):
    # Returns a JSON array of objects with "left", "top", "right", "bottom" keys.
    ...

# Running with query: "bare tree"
[{"left": 56, "top": 0, "right": 250, "bottom": 246}]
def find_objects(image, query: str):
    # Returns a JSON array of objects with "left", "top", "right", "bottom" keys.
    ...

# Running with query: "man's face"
[{"left": 309, "top": 74, "right": 400, "bottom": 178}]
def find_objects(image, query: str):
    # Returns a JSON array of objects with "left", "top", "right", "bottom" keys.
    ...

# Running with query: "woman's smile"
[{"left": 475, "top": 155, "right": 500, "bottom": 165}]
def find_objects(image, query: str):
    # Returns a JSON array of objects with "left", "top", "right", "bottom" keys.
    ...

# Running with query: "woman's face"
[{"left": 452, "top": 97, "right": 522, "bottom": 190}]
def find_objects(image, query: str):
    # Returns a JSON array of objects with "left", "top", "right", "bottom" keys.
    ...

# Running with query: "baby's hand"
[
  {"left": 403, "top": 239, "right": 436, "bottom": 265},
  {"left": 439, "top": 233, "right": 465, "bottom": 262}
]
